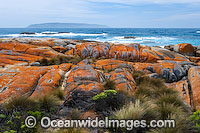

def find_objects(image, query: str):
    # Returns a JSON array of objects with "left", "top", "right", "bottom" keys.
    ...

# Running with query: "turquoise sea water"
[{"left": 0, "top": 28, "right": 199, "bottom": 46}]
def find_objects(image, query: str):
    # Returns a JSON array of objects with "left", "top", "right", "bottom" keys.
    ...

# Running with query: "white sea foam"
[
  {"left": 196, "top": 31, "right": 200, "bottom": 33},
  {"left": 85, "top": 36, "right": 176, "bottom": 44},
  {"left": 1, "top": 32, "right": 107, "bottom": 37}
]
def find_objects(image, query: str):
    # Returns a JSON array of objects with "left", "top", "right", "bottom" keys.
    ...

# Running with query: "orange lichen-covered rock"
[
  {"left": 63, "top": 61, "right": 104, "bottom": 109},
  {"left": 166, "top": 80, "right": 191, "bottom": 106},
  {"left": 82, "top": 110, "right": 98, "bottom": 119},
  {"left": 59, "top": 63, "right": 72, "bottom": 72},
  {"left": 0, "top": 68, "right": 48, "bottom": 103},
  {"left": 0, "top": 72, "right": 18, "bottom": 90},
  {"left": 75, "top": 43, "right": 188, "bottom": 62},
  {"left": 133, "top": 63, "right": 154, "bottom": 73},
  {"left": 0, "top": 50, "right": 43, "bottom": 66},
  {"left": 174, "top": 43, "right": 194, "bottom": 56},
  {"left": 30, "top": 69, "right": 63, "bottom": 98},
  {"left": 109, "top": 68, "right": 136, "bottom": 95},
  {"left": 188, "top": 66, "right": 200, "bottom": 110},
  {"left": 25, "top": 47, "right": 58, "bottom": 58},
  {"left": 75, "top": 43, "right": 110, "bottom": 58},
  {"left": 0, "top": 42, "right": 16, "bottom": 51},
  {"left": 140, "top": 47, "right": 188, "bottom": 62},
  {"left": 109, "top": 44, "right": 140, "bottom": 61},
  {"left": 65, "top": 48, "right": 74, "bottom": 55},
  {"left": 0, "top": 42, "right": 36, "bottom": 53},
  {"left": 133, "top": 60, "right": 194, "bottom": 83},
  {"left": 29, "top": 39, "right": 54, "bottom": 47},
  {"left": 53, "top": 46, "right": 66, "bottom": 53},
  {"left": 66, "top": 63, "right": 101, "bottom": 83},
  {"left": 188, "top": 56, "right": 200, "bottom": 63},
  {"left": 94, "top": 59, "right": 133, "bottom": 71}
]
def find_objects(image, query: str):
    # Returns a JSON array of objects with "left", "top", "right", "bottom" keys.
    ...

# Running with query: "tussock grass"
[
  {"left": 148, "top": 113, "right": 191, "bottom": 133},
  {"left": 112, "top": 72, "right": 192, "bottom": 132},
  {"left": 68, "top": 108, "right": 82, "bottom": 120},
  {"left": 103, "top": 79, "right": 116, "bottom": 90},
  {"left": 132, "top": 70, "right": 145, "bottom": 79},
  {"left": 37, "top": 95, "right": 60, "bottom": 112},
  {"left": 39, "top": 56, "right": 82, "bottom": 66},
  {"left": 114, "top": 100, "right": 157, "bottom": 121},
  {"left": 51, "top": 88, "right": 65, "bottom": 101},
  {"left": 4, "top": 96, "right": 37, "bottom": 112},
  {"left": 53, "top": 128, "right": 89, "bottom": 133}
]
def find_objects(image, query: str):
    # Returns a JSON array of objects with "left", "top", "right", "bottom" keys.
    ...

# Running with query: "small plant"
[
  {"left": 27, "top": 110, "right": 42, "bottom": 120},
  {"left": 93, "top": 90, "right": 127, "bottom": 115},
  {"left": 39, "top": 58, "right": 49, "bottom": 66},
  {"left": 103, "top": 80, "right": 116, "bottom": 90},
  {"left": 93, "top": 90, "right": 117, "bottom": 101},
  {"left": 4, "top": 130, "right": 16, "bottom": 133},
  {"left": 190, "top": 110, "right": 200, "bottom": 131},
  {"left": 48, "top": 57, "right": 60, "bottom": 65}
]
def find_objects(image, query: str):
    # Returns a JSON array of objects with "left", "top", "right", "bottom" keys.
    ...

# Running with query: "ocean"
[{"left": 0, "top": 28, "right": 200, "bottom": 46}]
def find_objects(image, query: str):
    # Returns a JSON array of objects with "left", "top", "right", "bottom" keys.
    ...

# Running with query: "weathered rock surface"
[
  {"left": 0, "top": 38, "right": 200, "bottom": 111},
  {"left": 75, "top": 43, "right": 189, "bottom": 62},
  {"left": 63, "top": 61, "right": 104, "bottom": 109},
  {"left": 109, "top": 68, "right": 136, "bottom": 95},
  {"left": 133, "top": 60, "right": 196, "bottom": 82},
  {"left": 174, "top": 43, "right": 195, "bottom": 56},
  {"left": 0, "top": 63, "right": 72, "bottom": 103},
  {"left": 188, "top": 66, "right": 200, "bottom": 110}
]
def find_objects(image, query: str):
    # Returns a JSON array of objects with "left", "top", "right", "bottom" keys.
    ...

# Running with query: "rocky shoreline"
[{"left": 0, "top": 37, "right": 200, "bottom": 132}]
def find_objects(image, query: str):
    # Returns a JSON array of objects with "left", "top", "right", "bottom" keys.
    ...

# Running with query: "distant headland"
[{"left": 27, "top": 23, "right": 109, "bottom": 28}]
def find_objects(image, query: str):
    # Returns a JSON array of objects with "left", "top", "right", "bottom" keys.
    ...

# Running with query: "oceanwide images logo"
[{"left": 25, "top": 116, "right": 175, "bottom": 130}]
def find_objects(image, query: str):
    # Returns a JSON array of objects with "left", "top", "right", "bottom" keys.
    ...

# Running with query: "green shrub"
[
  {"left": 93, "top": 91, "right": 128, "bottom": 115},
  {"left": 93, "top": 90, "right": 117, "bottom": 101},
  {"left": 27, "top": 111, "right": 42, "bottom": 120},
  {"left": 190, "top": 110, "right": 200, "bottom": 131},
  {"left": 4, "top": 130, "right": 16, "bottom": 133}
]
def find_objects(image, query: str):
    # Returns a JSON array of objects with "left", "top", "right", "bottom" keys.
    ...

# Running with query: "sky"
[{"left": 0, "top": 0, "right": 200, "bottom": 28}]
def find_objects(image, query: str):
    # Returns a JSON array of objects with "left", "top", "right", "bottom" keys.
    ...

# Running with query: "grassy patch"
[
  {"left": 103, "top": 79, "right": 116, "bottom": 90},
  {"left": 39, "top": 56, "right": 82, "bottom": 66}
]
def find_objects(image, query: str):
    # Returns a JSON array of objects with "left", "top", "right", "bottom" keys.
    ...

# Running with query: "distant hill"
[{"left": 27, "top": 23, "right": 108, "bottom": 28}]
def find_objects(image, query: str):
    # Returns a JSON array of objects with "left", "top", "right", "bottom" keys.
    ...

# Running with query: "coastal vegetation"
[{"left": 0, "top": 38, "right": 200, "bottom": 132}]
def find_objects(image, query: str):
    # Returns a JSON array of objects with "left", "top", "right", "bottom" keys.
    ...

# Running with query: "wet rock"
[
  {"left": 123, "top": 36, "right": 137, "bottom": 39},
  {"left": 20, "top": 32, "right": 36, "bottom": 34}
]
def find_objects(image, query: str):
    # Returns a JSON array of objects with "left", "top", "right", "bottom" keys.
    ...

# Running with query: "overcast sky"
[{"left": 0, "top": 0, "right": 200, "bottom": 28}]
